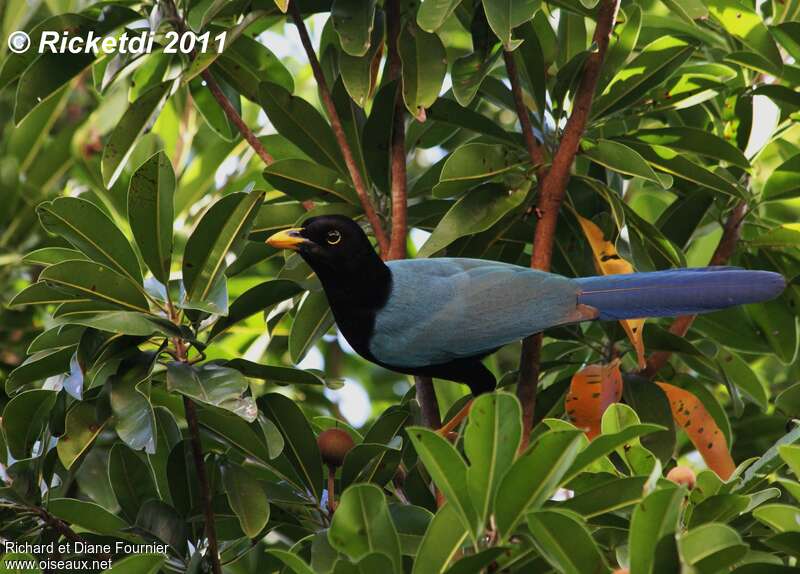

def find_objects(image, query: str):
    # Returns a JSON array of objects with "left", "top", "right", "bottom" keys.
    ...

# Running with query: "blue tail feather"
[{"left": 575, "top": 267, "right": 785, "bottom": 321}]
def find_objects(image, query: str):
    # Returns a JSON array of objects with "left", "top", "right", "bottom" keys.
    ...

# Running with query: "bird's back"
[{"left": 368, "top": 258, "right": 580, "bottom": 368}]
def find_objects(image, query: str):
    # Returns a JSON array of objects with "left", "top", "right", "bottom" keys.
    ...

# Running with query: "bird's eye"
[{"left": 326, "top": 230, "right": 342, "bottom": 245}]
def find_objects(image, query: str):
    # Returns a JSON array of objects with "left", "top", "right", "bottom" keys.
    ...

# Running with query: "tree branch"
[
  {"left": 516, "top": 0, "right": 621, "bottom": 443},
  {"left": 415, "top": 376, "right": 442, "bottom": 428},
  {"left": 289, "top": 1, "right": 391, "bottom": 256},
  {"left": 183, "top": 396, "right": 223, "bottom": 574},
  {"left": 642, "top": 201, "right": 747, "bottom": 377},
  {"left": 386, "top": 0, "right": 408, "bottom": 260},
  {"left": 502, "top": 49, "right": 546, "bottom": 170}
]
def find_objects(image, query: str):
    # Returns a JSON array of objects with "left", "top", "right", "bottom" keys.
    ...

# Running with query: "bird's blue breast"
[{"left": 367, "top": 258, "right": 580, "bottom": 368}]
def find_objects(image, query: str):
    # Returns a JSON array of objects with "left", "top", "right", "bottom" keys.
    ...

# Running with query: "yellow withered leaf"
[{"left": 575, "top": 214, "right": 646, "bottom": 369}]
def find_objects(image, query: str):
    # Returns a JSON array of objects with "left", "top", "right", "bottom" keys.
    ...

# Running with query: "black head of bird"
[{"left": 267, "top": 215, "right": 786, "bottom": 400}]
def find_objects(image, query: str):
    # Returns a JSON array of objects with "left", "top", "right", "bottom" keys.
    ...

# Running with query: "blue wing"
[{"left": 368, "top": 258, "right": 581, "bottom": 368}]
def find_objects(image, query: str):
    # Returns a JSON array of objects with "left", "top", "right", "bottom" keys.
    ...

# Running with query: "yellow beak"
[{"left": 266, "top": 228, "right": 308, "bottom": 250}]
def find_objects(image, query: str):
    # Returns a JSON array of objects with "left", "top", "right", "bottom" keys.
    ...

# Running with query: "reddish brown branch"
[
  {"left": 415, "top": 376, "right": 442, "bottom": 428},
  {"left": 516, "top": 0, "right": 621, "bottom": 444},
  {"left": 200, "top": 70, "right": 274, "bottom": 166},
  {"left": 502, "top": 50, "right": 546, "bottom": 170},
  {"left": 642, "top": 201, "right": 747, "bottom": 377},
  {"left": 289, "top": 1, "right": 391, "bottom": 255},
  {"left": 386, "top": 0, "right": 407, "bottom": 260}
]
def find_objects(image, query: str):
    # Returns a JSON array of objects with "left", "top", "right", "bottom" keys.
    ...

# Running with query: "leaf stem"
[
  {"left": 514, "top": 0, "right": 621, "bottom": 445},
  {"left": 289, "top": 0, "right": 391, "bottom": 255}
]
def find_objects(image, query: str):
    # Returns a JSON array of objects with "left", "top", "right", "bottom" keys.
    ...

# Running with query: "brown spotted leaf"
[
  {"left": 576, "top": 214, "right": 646, "bottom": 368},
  {"left": 566, "top": 360, "right": 623, "bottom": 439},
  {"left": 657, "top": 381, "right": 735, "bottom": 480}
]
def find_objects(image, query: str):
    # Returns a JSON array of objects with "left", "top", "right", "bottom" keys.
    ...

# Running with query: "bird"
[{"left": 267, "top": 215, "right": 785, "bottom": 431}]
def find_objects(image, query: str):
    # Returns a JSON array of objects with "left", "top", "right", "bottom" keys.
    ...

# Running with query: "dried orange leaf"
[
  {"left": 565, "top": 360, "right": 623, "bottom": 439},
  {"left": 576, "top": 214, "right": 646, "bottom": 368},
  {"left": 657, "top": 382, "right": 735, "bottom": 480}
]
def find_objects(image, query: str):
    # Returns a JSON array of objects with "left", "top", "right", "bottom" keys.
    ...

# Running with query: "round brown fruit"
[
  {"left": 666, "top": 466, "right": 696, "bottom": 489},
  {"left": 612, "top": 569, "right": 629, "bottom": 574},
  {"left": 317, "top": 428, "right": 355, "bottom": 468}
]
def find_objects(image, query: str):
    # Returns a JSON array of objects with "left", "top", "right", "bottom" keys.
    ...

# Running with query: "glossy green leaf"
[
  {"left": 582, "top": 139, "right": 668, "bottom": 187},
  {"left": 593, "top": 37, "right": 695, "bottom": 118},
  {"left": 101, "top": 81, "right": 172, "bottom": 188},
  {"left": 433, "top": 143, "right": 526, "bottom": 198},
  {"left": 21, "top": 247, "right": 87, "bottom": 266},
  {"left": 109, "top": 443, "right": 159, "bottom": 522},
  {"left": 110, "top": 353, "right": 157, "bottom": 453},
  {"left": 399, "top": 24, "right": 447, "bottom": 119},
  {"left": 464, "top": 393, "right": 521, "bottom": 524},
  {"left": 182, "top": 187, "right": 265, "bottom": 307},
  {"left": 6, "top": 347, "right": 74, "bottom": 395},
  {"left": 495, "top": 429, "right": 583, "bottom": 538},
  {"left": 167, "top": 362, "right": 257, "bottom": 421},
  {"left": 56, "top": 404, "right": 107, "bottom": 471},
  {"left": 48, "top": 498, "right": 127, "bottom": 534},
  {"left": 599, "top": 5, "right": 642, "bottom": 90},
  {"left": 128, "top": 151, "right": 175, "bottom": 283},
  {"left": 40, "top": 261, "right": 149, "bottom": 313},
  {"left": 332, "top": 0, "right": 377, "bottom": 56},
  {"left": 407, "top": 426, "right": 479, "bottom": 537},
  {"left": 226, "top": 359, "right": 326, "bottom": 387},
  {"left": 706, "top": 0, "right": 783, "bottom": 75},
  {"left": 417, "top": 0, "right": 463, "bottom": 32},
  {"left": 633, "top": 127, "right": 749, "bottom": 168},
  {"left": 629, "top": 486, "right": 683, "bottom": 574},
  {"left": 223, "top": 463, "right": 270, "bottom": 537},
  {"left": 452, "top": 46, "right": 503, "bottom": 107},
  {"left": 259, "top": 393, "right": 324, "bottom": 500},
  {"left": 37, "top": 197, "right": 142, "bottom": 283},
  {"left": 54, "top": 311, "right": 180, "bottom": 338},
  {"left": 1, "top": 390, "right": 57, "bottom": 459},
  {"left": 526, "top": 509, "right": 609, "bottom": 574},
  {"left": 289, "top": 290, "right": 334, "bottom": 364},
  {"left": 411, "top": 504, "right": 469, "bottom": 574},
  {"left": 266, "top": 550, "right": 315, "bottom": 574},
  {"left": 754, "top": 504, "right": 800, "bottom": 533},
  {"left": 679, "top": 522, "right": 748, "bottom": 572},
  {"left": 482, "top": 0, "right": 541, "bottom": 49},
  {"left": 215, "top": 35, "right": 294, "bottom": 101},
  {"left": 259, "top": 81, "right": 346, "bottom": 173},
  {"left": 329, "top": 483, "right": 403, "bottom": 573},
  {"left": 263, "top": 159, "right": 358, "bottom": 204},
  {"left": 338, "top": 13, "right": 383, "bottom": 107},
  {"left": 209, "top": 279, "right": 302, "bottom": 339},
  {"left": 419, "top": 182, "right": 529, "bottom": 257}
]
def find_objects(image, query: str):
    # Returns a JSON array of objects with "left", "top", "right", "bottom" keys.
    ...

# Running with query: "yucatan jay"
[{"left": 268, "top": 215, "right": 785, "bottom": 426}]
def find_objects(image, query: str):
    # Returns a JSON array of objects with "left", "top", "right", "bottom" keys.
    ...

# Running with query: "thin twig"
[
  {"left": 516, "top": 0, "right": 621, "bottom": 444},
  {"left": 386, "top": 0, "right": 407, "bottom": 260},
  {"left": 289, "top": 0, "right": 391, "bottom": 255},
  {"left": 642, "top": 201, "right": 747, "bottom": 377},
  {"left": 502, "top": 49, "right": 546, "bottom": 170}
]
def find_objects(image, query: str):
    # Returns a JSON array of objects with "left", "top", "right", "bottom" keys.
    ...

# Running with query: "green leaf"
[
  {"left": 167, "top": 362, "right": 257, "bottom": 421},
  {"left": 1, "top": 390, "right": 57, "bottom": 459},
  {"left": 629, "top": 486, "right": 683, "bottom": 574},
  {"left": 259, "top": 81, "right": 346, "bottom": 173},
  {"left": 128, "top": 151, "right": 175, "bottom": 283},
  {"left": 689, "top": 493, "right": 749, "bottom": 527},
  {"left": 747, "top": 297, "right": 798, "bottom": 363},
  {"left": 101, "top": 554, "right": 165, "bottom": 574},
  {"left": 495, "top": 429, "right": 583, "bottom": 538},
  {"left": 226, "top": 359, "right": 326, "bottom": 386},
  {"left": 407, "top": 426, "right": 479, "bottom": 537},
  {"left": 54, "top": 311, "right": 181, "bottom": 338},
  {"left": 148, "top": 407, "right": 181, "bottom": 501},
  {"left": 706, "top": 0, "right": 783, "bottom": 75},
  {"left": 215, "top": 35, "right": 294, "bottom": 101},
  {"left": 599, "top": 5, "right": 642, "bottom": 91},
  {"left": 419, "top": 182, "right": 529, "bottom": 257},
  {"left": 411, "top": 504, "right": 469, "bottom": 574},
  {"left": 618, "top": 140, "right": 742, "bottom": 197},
  {"left": 329, "top": 483, "right": 403, "bottom": 573},
  {"left": 21, "top": 247, "right": 88, "bottom": 266},
  {"left": 223, "top": 463, "right": 270, "bottom": 537},
  {"left": 37, "top": 197, "right": 143, "bottom": 284},
  {"left": 717, "top": 348, "right": 768, "bottom": 409},
  {"left": 332, "top": 0, "right": 377, "bottom": 56},
  {"left": 190, "top": 75, "right": 240, "bottom": 140},
  {"left": 526, "top": 509, "right": 609, "bottom": 574},
  {"left": 40, "top": 261, "right": 149, "bottom": 313},
  {"left": 464, "top": 393, "right": 521, "bottom": 524},
  {"left": 592, "top": 37, "right": 695, "bottom": 118},
  {"left": 678, "top": 522, "right": 748, "bottom": 572},
  {"left": 10, "top": 282, "right": 86, "bottom": 307},
  {"left": 263, "top": 159, "right": 358, "bottom": 204},
  {"left": 182, "top": 187, "right": 265, "bottom": 307},
  {"left": 433, "top": 143, "right": 526, "bottom": 198},
  {"left": 338, "top": 14, "right": 384, "bottom": 107},
  {"left": 109, "top": 443, "right": 159, "bottom": 522},
  {"left": 48, "top": 498, "right": 127, "bottom": 534},
  {"left": 582, "top": 139, "right": 668, "bottom": 187},
  {"left": 266, "top": 550, "right": 315, "bottom": 574},
  {"left": 209, "top": 279, "right": 302, "bottom": 339},
  {"left": 101, "top": 81, "right": 172, "bottom": 188},
  {"left": 763, "top": 154, "right": 800, "bottom": 201},
  {"left": 399, "top": 24, "right": 447, "bottom": 119},
  {"left": 362, "top": 80, "right": 398, "bottom": 192},
  {"left": 341, "top": 443, "right": 401, "bottom": 488},
  {"left": 632, "top": 127, "right": 749, "bottom": 169},
  {"left": 417, "top": 2, "right": 463, "bottom": 32},
  {"left": 110, "top": 353, "right": 157, "bottom": 453},
  {"left": 749, "top": 223, "right": 800, "bottom": 248},
  {"left": 259, "top": 393, "right": 324, "bottom": 500},
  {"left": 289, "top": 290, "right": 334, "bottom": 364},
  {"left": 515, "top": 23, "right": 547, "bottom": 113},
  {"left": 1, "top": 553, "right": 41, "bottom": 574},
  {"left": 27, "top": 325, "right": 85, "bottom": 354},
  {"left": 754, "top": 503, "right": 800, "bottom": 533},
  {"left": 452, "top": 46, "right": 503, "bottom": 107},
  {"left": 780, "top": 444, "right": 800, "bottom": 479},
  {"left": 482, "top": 0, "right": 541, "bottom": 49},
  {"left": 5, "top": 347, "right": 73, "bottom": 395}
]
